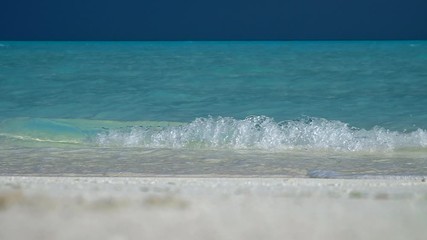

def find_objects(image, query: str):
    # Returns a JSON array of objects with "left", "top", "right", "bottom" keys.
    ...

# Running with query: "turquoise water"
[{"left": 1, "top": 41, "right": 427, "bottom": 178}]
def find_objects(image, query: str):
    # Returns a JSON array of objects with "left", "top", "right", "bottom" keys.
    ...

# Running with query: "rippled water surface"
[{"left": 1, "top": 41, "right": 427, "bottom": 178}]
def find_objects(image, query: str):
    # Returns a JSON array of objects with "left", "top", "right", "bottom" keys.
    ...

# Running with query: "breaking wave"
[{"left": 96, "top": 116, "right": 427, "bottom": 152}]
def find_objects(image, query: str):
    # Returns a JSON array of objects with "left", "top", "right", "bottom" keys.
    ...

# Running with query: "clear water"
[{"left": 1, "top": 41, "right": 427, "bottom": 178}]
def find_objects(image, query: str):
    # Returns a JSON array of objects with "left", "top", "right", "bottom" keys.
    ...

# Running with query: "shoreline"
[
  {"left": 1, "top": 173, "right": 426, "bottom": 179},
  {"left": 1, "top": 176, "right": 427, "bottom": 240}
]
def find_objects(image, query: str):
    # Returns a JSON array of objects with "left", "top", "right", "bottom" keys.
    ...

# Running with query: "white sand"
[{"left": 1, "top": 176, "right": 426, "bottom": 240}]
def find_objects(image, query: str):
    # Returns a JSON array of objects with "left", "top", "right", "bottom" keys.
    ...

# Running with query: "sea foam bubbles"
[{"left": 96, "top": 116, "right": 427, "bottom": 152}]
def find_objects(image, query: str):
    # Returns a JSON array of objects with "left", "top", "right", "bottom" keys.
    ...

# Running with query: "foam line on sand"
[{"left": 1, "top": 176, "right": 427, "bottom": 240}]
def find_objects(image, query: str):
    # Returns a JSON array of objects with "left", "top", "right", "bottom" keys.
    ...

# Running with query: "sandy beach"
[{"left": 0, "top": 176, "right": 426, "bottom": 240}]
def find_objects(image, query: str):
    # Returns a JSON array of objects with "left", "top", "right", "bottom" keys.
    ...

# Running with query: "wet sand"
[{"left": 1, "top": 176, "right": 427, "bottom": 240}]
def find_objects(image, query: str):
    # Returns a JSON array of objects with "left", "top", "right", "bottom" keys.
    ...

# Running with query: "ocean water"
[{"left": 0, "top": 41, "right": 426, "bottom": 178}]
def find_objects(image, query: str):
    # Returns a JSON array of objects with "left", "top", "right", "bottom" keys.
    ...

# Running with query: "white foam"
[{"left": 96, "top": 116, "right": 427, "bottom": 152}]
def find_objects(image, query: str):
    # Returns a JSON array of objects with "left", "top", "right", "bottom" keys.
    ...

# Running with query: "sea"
[{"left": 0, "top": 41, "right": 426, "bottom": 179}]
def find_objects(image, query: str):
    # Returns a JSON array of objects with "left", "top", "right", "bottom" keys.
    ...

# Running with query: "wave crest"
[{"left": 96, "top": 116, "right": 427, "bottom": 151}]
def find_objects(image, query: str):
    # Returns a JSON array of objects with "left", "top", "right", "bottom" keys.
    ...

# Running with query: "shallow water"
[{"left": 1, "top": 41, "right": 426, "bottom": 178}]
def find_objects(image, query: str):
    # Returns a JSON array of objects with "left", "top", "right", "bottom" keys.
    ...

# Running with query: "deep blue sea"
[{"left": 0, "top": 41, "right": 426, "bottom": 178}]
